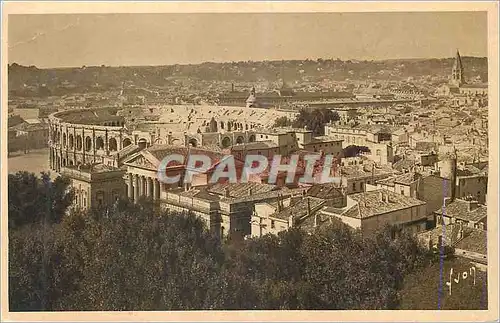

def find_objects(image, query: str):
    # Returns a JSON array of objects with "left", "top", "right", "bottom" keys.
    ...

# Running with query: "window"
[
  {"left": 401, "top": 189, "right": 405, "bottom": 196},
  {"left": 352, "top": 182, "right": 356, "bottom": 191},
  {"left": 271, "top": 220, "right": 275, "bottom": 229},
  {"left": 96, "top": 191, "right": 105, "bottom": 207}
]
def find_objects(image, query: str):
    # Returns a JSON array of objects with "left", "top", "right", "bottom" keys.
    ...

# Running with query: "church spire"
[{"left": 451, "top": 49, "right": 464, "bottom": 87}]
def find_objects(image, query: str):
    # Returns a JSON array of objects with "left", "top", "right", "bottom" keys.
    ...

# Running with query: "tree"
[
  {"left": 293, "top": 109, "right": 340, "bottom": 136},
  {"left": 9, "top": 193, "right": 449, "bottom": 311},
  {"left": 8, "top": 172, "right": 74, "bottom": 229},
  {"left": 273, "top": 116, "right": 293, "bottom": 128},
  {"left": 55, "top": 200, "right": 225, "bottom": 311},
  {"left": 342, "top": 145, "right": 371, "bottom": 158}
]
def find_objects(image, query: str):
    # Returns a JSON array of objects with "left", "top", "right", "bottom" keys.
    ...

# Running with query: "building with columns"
[{"left": 61, "top": 164, "right": 126, "bottom": 211}]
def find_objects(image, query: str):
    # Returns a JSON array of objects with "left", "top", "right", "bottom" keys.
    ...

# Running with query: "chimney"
[
  {"left": 437, "top": 235, "right": 443, "bottom": 249},
  {"left": 458, "top": 222, "right": 464, "bottom": 240},
  {"left": 224, "top": 187, "right": 230, "bottom": 198},
  {"left": 468, "top": 200, "right": 478, "bottom": 212},
  {"left": 288, "top": 215, "right": 294, "bottom": 228},
  {"left": 277, "top": 194, "right": 282, "bottom": 212},
  {"left": 385, "top": 194, "right": 389, "bottom": 203},
  {"left": 231, "top": 83, "right": 235, "bottom": 92},
  {"left": 248, "top": 188, "right": 253, "bottom": 196},
  {"left": 379, "top": 191, "right": 383, "bottom": 201}
]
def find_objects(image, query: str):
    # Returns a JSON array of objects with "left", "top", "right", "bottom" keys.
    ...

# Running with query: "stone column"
[
  {"left": 73, "top": 127, "right": 77, "bottom": 162},
  {"left": 49, "top": 148, "right": 53, "bottom": 170},
  {"left": 82, "top": 128, "right": 86, "bottom": 164},
  {"left": 146, "top": 177, "right": 153, "bottom": 198},
  {"left": 92, "top": 128, "right": 96, "bottom": 163},
  {"left": 128, "top": 173, "right": 134, "bottom": 200},
  {"left": 134, "top": 174, "right": 140, "bottom": 202},
  {"left": 137, "top": 176, "right": 143, "bottom": 197},
  {"left": 105, "top": 129, "right": 109, "bottom": 156},
  {"left": 153, "top": 179, "right": 160, "bottom": 200}
]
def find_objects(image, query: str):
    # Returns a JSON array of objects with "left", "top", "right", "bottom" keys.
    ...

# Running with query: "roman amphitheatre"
[{"left": 48, "top": 104, "right": 298, "bottom": 171}]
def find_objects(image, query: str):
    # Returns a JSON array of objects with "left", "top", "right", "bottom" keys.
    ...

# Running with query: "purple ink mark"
[
  {"left": 481, "top": 229, "right": 488, "bottom": 309},
  {"left": 438, "top": 178, "right": 448, "bottom": 310}
]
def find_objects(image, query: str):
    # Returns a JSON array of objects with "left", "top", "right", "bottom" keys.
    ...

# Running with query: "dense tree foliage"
[
  {"left": 9, "top": 172, "right": 485, "bottom": 311},
  {"left": 8, "top": 172, "right": 74, "bottom": 229},
  {"left": 273, "top": 116, "right": 294, "bottom": 128},
  {"left": 273, "top": 109, "right": 340, "bottom": 136},
  {"left": 342, "top": 145, "right": 371, "bottom": 158},
  {"left": 293, "top": 109, "right": 340, "bottom": 136}
]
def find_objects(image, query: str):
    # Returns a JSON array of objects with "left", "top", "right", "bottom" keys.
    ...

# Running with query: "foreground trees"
[
  {"left": 8, "top": 171, "right": 74, "bottom": 229},
  {"left": 10, "top": 172, "right": 483, "bottom": 311},
  {"left": 273, "top": 108, "right": 340, "bottom": 136}
]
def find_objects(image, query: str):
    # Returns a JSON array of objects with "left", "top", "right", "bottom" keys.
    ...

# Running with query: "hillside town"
[{"left": 8, "top": 49, "right": 488, "bottom": 273}]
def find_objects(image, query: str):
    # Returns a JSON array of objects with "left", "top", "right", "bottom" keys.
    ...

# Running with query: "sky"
[{"left": 8, "top": 12, "right": 488, "bottom": 68}]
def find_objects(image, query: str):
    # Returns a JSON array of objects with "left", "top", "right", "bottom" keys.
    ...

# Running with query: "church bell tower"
[{"left": 450, "top": 49, "right": 464, "bottom": 87}]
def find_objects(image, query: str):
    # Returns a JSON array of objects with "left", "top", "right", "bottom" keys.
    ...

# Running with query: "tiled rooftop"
[
  {"left": 271, "top": 196, "right": 326, "bottom": 220},
  {"left": 347, "top": 189, "right": 426, "bottom": 219},
  {"left": 454, "top": 229, "right": 487, "bottom": 255},
  {"left": 306, "top": 183, "right": 345, "bottom": 199},
  {"left": 435, "top": 199, "right": 487, "bottom": 223},
  {"left": 231, "top": 141, "right": 279, "bottom": 151},
  {"left": 376, "top": 172, "right": 421, "bottom": 187},
  {"left": 208, "top": 182, "right": 277, "bottom": 198}
]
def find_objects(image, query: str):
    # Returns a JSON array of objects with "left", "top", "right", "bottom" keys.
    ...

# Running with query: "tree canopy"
[
  {"left": 8, "top": 171, "right": 74, "bottom": 229},
  {"left": 342, "top": 145, "right": 371, "bottom": 158},
  {"left": 8, "top": 172, "right": 486, "bottom": 311},
  {"left": 273, "top": 108, "right": 340, "bottom": 136}
]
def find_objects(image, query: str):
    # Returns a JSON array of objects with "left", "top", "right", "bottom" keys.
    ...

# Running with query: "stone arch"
[
  {"left": 248, "top": 134, "right": 256, "bottom": 142},
  {"left": 69, "top": 159, "right": 74, "bottom": 166},
  {"left": 62, "top": 158, "right": 67, "bottom": 167},
  {"left": 138, "top": 138, "right": 148, "bottom": 149},
  {"left": 85, "top": 136, "right": 92, "bottom": 152},
  {"left": 221, "top": 136, "right": 232, "bottom": 148},
  {"left": 76, "top": 135, "right": 83, "bottom": 151},
  {"left": 109, "top": 137, "right": 118, "bottom": 151},
  {"left": 123, "top": 137, "right": 132, "bottom": 147},
  {"left": 95, "top": 136, "right": 105, "bottom": 150},
  {"left": 62, "top": 133, "right": 67, "bottom": 147},
  {"left": 171, "top": 138, "right": 181, "bottom": 145},
  {"left": 188, "top": 138, "right": 198, "bottom": 147},
  {"left": 68, "top": 134, "right": 74, "bottom": 149},
  {"left": 236, "top": 136, "right": 244, "bottom": 144}
]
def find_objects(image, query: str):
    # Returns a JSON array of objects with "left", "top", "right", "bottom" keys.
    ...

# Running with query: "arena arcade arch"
[{"left": 221, "top": 136, "right": 232, "bottom": 148}]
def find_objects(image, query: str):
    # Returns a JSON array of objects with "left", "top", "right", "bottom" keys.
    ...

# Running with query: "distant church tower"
[{"left": 450, "top": 49, "right": 465, "bottom": 87}]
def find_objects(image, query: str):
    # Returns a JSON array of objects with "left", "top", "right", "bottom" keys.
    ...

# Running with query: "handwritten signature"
[{"left": 445, "top": 266, "right": 476, "bottom": 296}]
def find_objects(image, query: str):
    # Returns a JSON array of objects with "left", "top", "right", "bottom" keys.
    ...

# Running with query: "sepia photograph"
[{"left": 1, "top": 2, "right": 498, "bottom": 322}]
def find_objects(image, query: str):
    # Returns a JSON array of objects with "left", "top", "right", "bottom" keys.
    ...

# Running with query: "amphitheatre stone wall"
[{"left": 48, "top": 105, "right": 298, "bottom": 171}]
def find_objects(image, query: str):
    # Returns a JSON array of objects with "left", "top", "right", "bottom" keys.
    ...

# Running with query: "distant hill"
[{"left": 8, "top": 57, "right": 488, "bottom": 97}]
